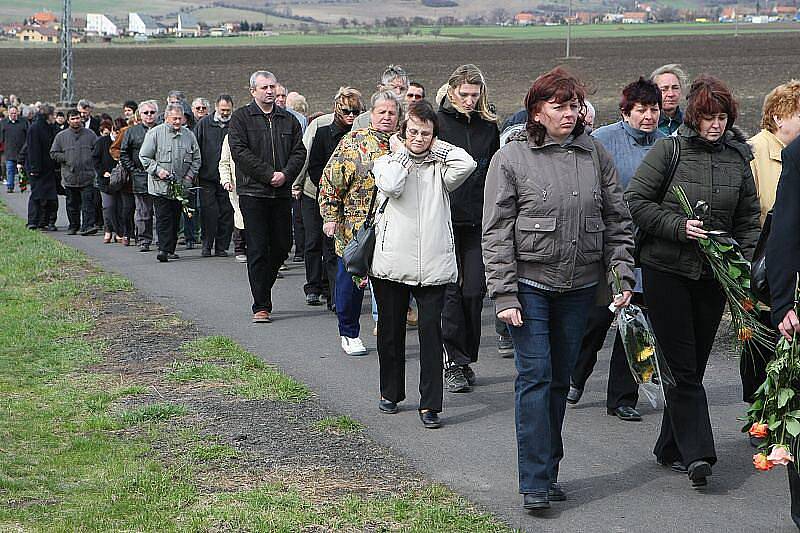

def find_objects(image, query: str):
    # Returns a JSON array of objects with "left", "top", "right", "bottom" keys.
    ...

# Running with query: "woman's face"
[
  {"left": 337, "top": 101, "right": 360, "bottom": 126},
  {"left": 775, "top": 104, "right": 800, "bottom": 145},
  {"left": 534, "top": 98, "right": 579, "bottom": 141},
  {"left": 624, "top": 102, "right": 660, "bottom": 132},
  {"left": 404, "top": 116, "right": 434, "bottom": 154},
  {"left": 698, "top": 113, "right": 728, "bottom": 142},
  {"left": 451, "top": 83, "right": 482, "bottom": 113},
  {"left": 370, "top": 100, "right": 399, "bottom": 133}
]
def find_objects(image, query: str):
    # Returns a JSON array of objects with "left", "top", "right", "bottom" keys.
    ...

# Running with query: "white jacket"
[
  {"left": 218, "top": 135, "right": 243, "bottom": 230},
  {"left": 370, "top": 140, "right": 476, "bottom": 286}
]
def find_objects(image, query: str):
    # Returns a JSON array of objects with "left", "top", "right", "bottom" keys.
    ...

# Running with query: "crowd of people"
[{"left": 2, "top": 63, "right": 800, "bottom": 522}]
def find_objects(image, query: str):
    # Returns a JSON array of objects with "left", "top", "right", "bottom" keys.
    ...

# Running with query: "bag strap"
[
  {"left": 752, "top": 209, "right": 772, "bottom": 261},
  {"left": 655, "top": 137, "right": 680, "bottom": 204},
  {"left": 363, "top": 185, "right": 389, "bottom": 226}
]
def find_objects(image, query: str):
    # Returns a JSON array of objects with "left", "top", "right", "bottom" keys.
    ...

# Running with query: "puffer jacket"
[
  {"left": 119, "top": 123, "right": 154, "bottom": 194},
  {"left": 625, "top": 125, "right": 761, "bottom": 280},
  {"left": 483, "top": 130, "right": 635, "bottom": 313},
  {"left": 371, "top": 140, "right": 476, "bottom": 286},
  {"left": 437, "top": 96, "right": 500, "bottom": 227}
]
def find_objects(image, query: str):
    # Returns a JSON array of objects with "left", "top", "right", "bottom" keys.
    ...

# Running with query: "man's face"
[
  {"left": 655, "top": 73, "right": 682, "bottom": 115},
  {"left": 123, "top": 107, "right": 135, "bottom": 119},
  {"left": 68, "top": 114, "right": 83, "bottom": 130},
  {"left": 166, "top": 110, "right": 183, "bottom": 131},
  {"left": 78, "top": 105, "right": 92, "bottom": 120},
  {"left": 275, "top": 87, "right": 287, "bottom": 108},
  {"left": 55, "top": 114, "right": 65, "bottom": 125},
  {"left": 8, "top": 107, "right": 18, "bottom": 120},
  {"left": 140, "top": 105, "right": 157, "bottom": 126},
  {"left": 167, "top": 96, "right": 181, "bottom": 105},
  {"left": 251, "top": 76, "right": 277, "bottom": 108},
  {"left": 405, "top": 86, "right": 424, "bottom": 104},
  {"left": 216, "top": 100, "right": 233, "bottom": 120}
]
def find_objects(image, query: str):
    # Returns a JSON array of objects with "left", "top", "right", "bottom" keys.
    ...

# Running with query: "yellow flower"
[
  {"left": 636, "top": 346, "right": 654, "bottom": 362},
  {"left": 641, "top": 367, "right": 654, "bottom": 382}
]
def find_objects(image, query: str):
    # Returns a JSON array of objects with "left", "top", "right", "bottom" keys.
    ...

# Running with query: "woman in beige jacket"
[
  {"left": 370, "top": 100, "right": 476, "bottom": 429},
  {"left": 219, "top": 134, "right": 247, "bottom": 262}
]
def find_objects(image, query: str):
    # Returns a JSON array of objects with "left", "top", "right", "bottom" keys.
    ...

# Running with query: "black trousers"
[
  {"left": 301, "top": 194, "right": 337, "bottom": 298},
  {"left": 153, "top": 196, "right": 182, "bottom": 254},
  {"left": 27, "top": 197, "right": 58, "bottom": 228},
  {"left": 292, "top": 197, "right": 305, "bottom": 258},
  {"left": 233, "top": 228, "right": 246, "bottom": 255},
  {"left": 239, "top": 195, "right": 292, "bottom": 313},
  {"left": 372, "top": 277, "right": 446, "bottom": 413},
  {"left": 100, "top": 191, "right": 135, "bottom": 238},
  {"left": 199, "top": 181, "right": 234, "bottom": 253},
  {"left": 740, "top": 310, "right": 776, "bottom": 403},
  {"left": 65, "top": 185, "right": 96, "bottom": 231},
  {"left": 93, "top": 186, "right": 103, "bottom": 228},
  {"left": 643, "top": 267, "right": 726, "bottom": 466},
  {"left": 442, "top": 225, "right": 486, "bottom": 366},
  {"left": 572, "top": 305, "right": 640, "bottom": 409}
]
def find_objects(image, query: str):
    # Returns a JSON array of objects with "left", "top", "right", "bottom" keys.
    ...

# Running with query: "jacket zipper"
[
  {"left": 416, "top": 164, "right": 423, "bottom": 281},
  {"left": 268, "top": 114, "right": 277, "bottom": 183}
]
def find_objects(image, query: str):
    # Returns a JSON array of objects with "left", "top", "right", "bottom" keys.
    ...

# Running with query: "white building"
[
  {"left": 86, "top": 13, "right": 118, "bottom": 36},
  {"left": 128, "top": 13, "right": 164, "bottom": 36},
  {"left": 176, "top": 14, "right": 201, "bottom": 37}
]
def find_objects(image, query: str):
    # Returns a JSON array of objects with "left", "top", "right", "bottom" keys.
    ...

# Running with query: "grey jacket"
[
  {"left": 139, "top": 123, "right": 201, "bottom": 198},
  {"left": 591, "top": 121, "right": 666, "bottom": 189},
  {"left": 482, "top": 131, "right": 635, "bottom": 314},
  {"left": 49, "top": 127, "right": 97, "bottom": 188}
]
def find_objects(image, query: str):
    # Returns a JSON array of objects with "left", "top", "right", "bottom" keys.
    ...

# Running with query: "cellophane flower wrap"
[
  {"left": 167, "top": 176, "right": 195, "bottom": 219},
  {"left": 672, "top": 185, "right": 774, "bottom": 354},
  {"left": 743, "top": 278, "right": 800, "bottom": 471},
  {"left": 611, "top": 268, "right": 675, "bottom": 406}
]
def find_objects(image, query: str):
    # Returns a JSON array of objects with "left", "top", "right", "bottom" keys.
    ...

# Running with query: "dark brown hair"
[
  {"left": 400, "top": 100, "right": 439, "bottom": 138},
  {"left": 524, "top": 67, "right": 587, "bottom": 146},
  {"left": 684, "top": 74, "right": 738, "bottom": 131},
  {"left": 620, "top": 77, "right": 662, "bottom": 116}
]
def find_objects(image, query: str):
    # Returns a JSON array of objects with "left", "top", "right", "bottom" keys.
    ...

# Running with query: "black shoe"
[
  {"left": 185, "top": 241, "right": 195, "bottom": 250},
  {"left": 656, "top": 458, "right": 688, "bottom": 473},
  {"left": 548, "top": 482, "right": 566, "bottom": 501},
  {"left": 26, "top": 224, "right": 38, "bottom": 230},
  {"left": 523, "top": 493, "right": 550, "bottom": 511},
  {"left": 80, "top": 227, "right": 98, "bottom": 236},
  {"left": 47, "top": 224, "right": 57, "bottom": 231},
  {"left": 444, "top": 366, "right": 471, "bottom": 393},
  {"left": 566, "top": 384, "right": 583, "bottom": 405},
  {"left": 292, "top": 255, "right": 304, "bottom": 263},
  {"left": 67, "top": 228, "right": 78, "bottom": 235},
  {"left": 497, "top": 335, "right": 514, "bottom": 358},
  {"left": 462, "top": 365, "right": 476, "bottom": 386},
  {"left": 215, "top": 250, "right": 229, "bottom": 257},
  {"left": 168, "top": 253, "right": 179, "bottom": 260},
  {"left": 306, "top": 293, "right": 322, "bottom": 306},
  {"left": 379, "top": 398, "right": 398, "bottom": 414},
  {"left": 139, "top": 243, "right": 150, "bottom": 252},
  {"left": 419, "top": 410, "right": 441, "bottom": 429},
  {"left": 157, "top": 252, "right": 168, "bottom": 262},
  {"left": 201, "top": 248, "right": 212, "bottom": 257},
  {"left": 607, "top": 406, "right": 642, "bottom": 421},
  {"left": 688, "top": 460, "right": 712, "bottom": 489},
  {"left": 276, "top": 271, "right": 284, "bottom": 279}
]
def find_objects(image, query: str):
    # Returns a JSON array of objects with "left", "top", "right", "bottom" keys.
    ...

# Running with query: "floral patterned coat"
[{"left": 318, "top": 127, "right": 390, "bottom": 256}]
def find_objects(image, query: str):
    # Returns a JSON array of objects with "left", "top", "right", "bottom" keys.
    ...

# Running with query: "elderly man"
[
  {"left": 191, "top": 97, "right": 210, "bottom": 123},
  {"left": 121, "top": 100, "right": 159, "bottom": 252},
  {"left": 651, "top": 63, "right": 688, "bottom": 136},
  {"left": 139, "top": 103, "right": 201, "bottom": 263},
  {"left": 77, "top": 99, "right": 100, "bottom": 134},
  {"left": 194, "top": 94, "right": 235, "bottom": 257},
  {"left": 229, "top": 70, "right": 306, "bottom": 323},
  {"left": 0, "top": 105, "right": 28, "bottom": 192}
]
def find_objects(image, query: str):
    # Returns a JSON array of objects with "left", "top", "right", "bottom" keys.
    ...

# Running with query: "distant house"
[
  {"left": 514, "top": 13, "right": 536, "bottom": 26},
  {"left": 622, "top": 12, "right": 649, "bottom": 23},
  {"left": 574, "top": 11, "right": 595, "bottom": 24},
  {"left": 176, "top": 13, "right": 201, "bottom": 37},
  {"left": 86, "top": 14, "right": 118, "bottom": 36},
  {"left": 603, "top": 13, "right": 624, "bottom": 23},
  {"left": 32, "top": 11, "right": 57, "bottom": 27},
  {"left": 18, "top": 26, "right": 58, "bottom": 43},
  {"left": 128, "top": 13, "right": 164, "bottom": 36},
  {"left": 774, "top": 6, "right": 798, "bottom": 19}
]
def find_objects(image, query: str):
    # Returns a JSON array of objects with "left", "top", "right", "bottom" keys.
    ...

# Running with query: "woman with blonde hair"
[{"left": 436, "top": 63, "right": 500, "bottom": 393}]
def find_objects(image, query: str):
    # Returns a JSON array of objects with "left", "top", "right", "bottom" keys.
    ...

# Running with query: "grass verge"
[{"left": 0, "top": 201, "right": 510, "bottom": 532}]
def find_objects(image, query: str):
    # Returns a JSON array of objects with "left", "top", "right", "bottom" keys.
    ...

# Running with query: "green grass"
[
  {"left": 0, "top": 200, "right": 509, "bottom": 532},
  {"left": 314, "top": 415, "right": 365, "bottom": 434},
  {"left": 176, "top": 336, "right": 311, "bottom": 402}
]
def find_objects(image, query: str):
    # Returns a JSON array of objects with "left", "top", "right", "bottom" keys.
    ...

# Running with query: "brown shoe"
[{"left": 252, "top": 310, "right": 272, "bottom": 323}]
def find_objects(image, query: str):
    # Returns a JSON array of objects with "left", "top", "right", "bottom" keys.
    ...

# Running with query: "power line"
[{"left": 60, "top": 0, "right": 74, "bottom": 106}]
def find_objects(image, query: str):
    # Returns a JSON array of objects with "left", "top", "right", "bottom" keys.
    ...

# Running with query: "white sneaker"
[
  {"left": 235, "top": 254, "right": 247, "bottom": 263},
  {"left": 341, "top": 336, "right": 368, "bottom": 356}
]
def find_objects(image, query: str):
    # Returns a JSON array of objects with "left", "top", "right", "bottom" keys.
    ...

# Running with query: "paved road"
[{"left": 4, "top": 192, "right": 793, "bottom": 532}]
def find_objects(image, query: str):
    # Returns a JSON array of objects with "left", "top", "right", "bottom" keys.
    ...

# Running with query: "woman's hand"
[
  {"left": 389, "top": 133, "right": 403, "bottom": 153},
  {"left": 497, "top": 308, "right": 523, "bottom": 327},
  {"left": 323, "top": 221, "right": 337, "bottom": 237},
  {"left": 779, "top": 309, "right": 800, "bottom": 342},
  {"left": 613, "top": 290, "right": 633, "bottom": 309},
  {"left": 685, "top": 219, "right": 708, "bottom": 240}
]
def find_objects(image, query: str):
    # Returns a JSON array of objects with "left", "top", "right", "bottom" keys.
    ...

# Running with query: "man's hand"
[
  {"left": 323, "top": 221, "right": 337, "bottom": 237},
  {"left": 497, "top": 308, "right": 523, "bottom": 327},
  {"left": 16, "top": 164, "right": 24, "bottom": 172},
  {"left": 613, "top": 290, "right": 633, "bottom": 309},
  {"left": 291, "top": 184, "right": 301, "bottom": 200},
  {"left": 223, "top": 182, "right": 233, "bottom": 192},
  {"left": 157, "top": 168, "right": 170, "bottom": 180},
  {"left": 779, "top": 309, "right": 800, "bottom": 342},
  {"left": 270, "top": 171, "right": 286, "bottom": 187},
  {"left": 103, "top": 172, "right": 111, "bottom": 178},
  {"left": 686, "top": 219, "right": 707, "bottom": 240}
]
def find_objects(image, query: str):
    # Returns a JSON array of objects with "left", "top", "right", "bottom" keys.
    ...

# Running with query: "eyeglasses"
[
  {"left": 141, "top": 110, "right": 156, "bottom": 115},
  {"left": 406, "top": 94, "right": 424, "bottom": 100},
  {"left": 406, "top": 129, "right": 433, "bottom": 139},
  {"left": 339, "top": 108, "right": 361, "bottom": 116},
  {"left": 194, "top": 106, "right": 207, "bottom": 110}
]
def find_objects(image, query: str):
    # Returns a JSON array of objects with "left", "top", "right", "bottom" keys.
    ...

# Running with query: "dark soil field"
[{"left": 3, "top": 32, "right": 798, "bottom": 132}]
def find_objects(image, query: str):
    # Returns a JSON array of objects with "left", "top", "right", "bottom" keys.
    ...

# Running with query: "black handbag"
[
  {"left": 342, "top": 187, "right": 389, "bottom": 278},
  {"left": 108, "top": 162, "right": 130, "bottom": 192},
  {"left": 751, "top": 210, "right": 771, "bottom": 306}
]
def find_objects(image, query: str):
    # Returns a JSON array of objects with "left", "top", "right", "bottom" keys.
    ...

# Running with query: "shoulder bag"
[{"left": 342, "top": 187, "right": 389, "bottom": 278}]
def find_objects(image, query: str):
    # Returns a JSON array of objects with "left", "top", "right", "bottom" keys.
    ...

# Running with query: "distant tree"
[
  {"left": 240, "top": 20, "right": 250, "bottom": 31},
  {"left": 431, "top": 26, "right": 442, "bottom": 37},
  {"left": 351, "top": 18, "right": 359, "bottom": 27},
  {"left": 339, "top": 17, "right": 348, "bottom": 28},
  {"left": 251, "top": 22, "right": 263, "bottom": 31},
  {"left": 299, "top": 22, "right": 310, "bottom": 34},
  {"left": 656, "top": 6, "right": 680, "bottom": 22},
  {"left": 490, "top": 8, "right": 509, "bottom": 24}
]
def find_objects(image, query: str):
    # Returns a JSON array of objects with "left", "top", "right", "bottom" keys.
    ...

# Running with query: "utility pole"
[
  {"left": 565, "top": 0, "right": 572, "bottom": 58},
  {"left": 60, "top": 0, "right": 74, "bottom": 106}
]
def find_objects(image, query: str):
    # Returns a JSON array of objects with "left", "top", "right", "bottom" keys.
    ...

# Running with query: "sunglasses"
[
  {"left": 194, "top": 106, "right": 207, "bottom": 110},
  {"left": 339, "top": 108, "right": 361, "bottom": 116},
  {"left": 406, "top": 94, "right": 424, "bottom": 100},
  {"left": 141, "top": 110, "right": 156, "bottom": 115}
]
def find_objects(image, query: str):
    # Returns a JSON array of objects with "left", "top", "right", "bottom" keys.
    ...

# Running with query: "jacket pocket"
[
  {"left": 580, "top": 215, "right": 605, "bottom": 259},
  {"left": 515, "top": 215, "right": 556, "bottom": 260}
]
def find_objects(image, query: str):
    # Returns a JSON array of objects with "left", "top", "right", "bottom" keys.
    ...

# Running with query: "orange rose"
[
  {"left": 742, "top": 299, "right": 755, "bottom": 312},
  {"left": 748, "top": 422, "right": 768, "bottom": 439},
  {"left": 738, "top": 327, "right": 753, "bottom": 341},
  {"left": 753, "top": 453, "right": 774, "bottom": 471}
]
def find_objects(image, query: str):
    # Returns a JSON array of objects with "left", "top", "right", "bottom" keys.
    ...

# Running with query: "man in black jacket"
[
  {"left": 77, "top": 99, "right": 101, "bottom": 135},
  {"left": 229, "top": 70, "right": 306, "bottom": 323},
  {"left": 766, "top": 135, "right": 800, "bottom": 530},
  {"left": 436, "top": 64, "right": 500, "bottom": 392},
  {"left": 194, "top": 94, "right": 234, "bottom": 257},
  {"left": 23, "top": 104, "right": 59, "bottom": 229},
  {"left": 1, "top": 105, "right": 28, "bottom": 192}
]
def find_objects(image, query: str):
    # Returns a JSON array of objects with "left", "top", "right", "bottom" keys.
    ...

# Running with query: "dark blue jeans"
[
  {"left": 509, "top": 282, "right": 595, "bottom": 495},
  {"left": 335, "top": 257, "right": 364, "bottom": 338}
]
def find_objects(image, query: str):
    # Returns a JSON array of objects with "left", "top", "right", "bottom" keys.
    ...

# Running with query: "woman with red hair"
[
  {"left": 626, "top": 75, "right": 761, "bottom": 489},
  {"left": 483, "top": 67, "right": 636, "bottom": 511}
]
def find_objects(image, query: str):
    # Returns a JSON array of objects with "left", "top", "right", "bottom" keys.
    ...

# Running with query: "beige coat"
[
  {"left": 293, "top": 113, "right": 334, "bottom": 200},
  {"left": 370, "top": 140, "right": 476, "bottom": 286},
  {"left": 219, "top": 135, "right": 243, "bottom": 230},
  {"left": 748, "top": 129, "right": 785, "bottom": 226}
]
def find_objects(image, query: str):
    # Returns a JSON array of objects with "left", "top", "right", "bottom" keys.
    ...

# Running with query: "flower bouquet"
[
  {"left": 612, "top": 267, "right": 675, "bottom": 407},
  {"left": 167, "top": 176, "right": 195, "bottom": 219},
  {"left": 672, "top": 185, "right": 774, "bottom": 353},
  {"left": 743, "top": 280, "right": 800, "bottom": 471}
]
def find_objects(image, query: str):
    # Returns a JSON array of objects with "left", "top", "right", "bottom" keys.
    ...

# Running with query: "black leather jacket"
[{"left": 119, "top": 123, "right": 154, "bottom": 194}]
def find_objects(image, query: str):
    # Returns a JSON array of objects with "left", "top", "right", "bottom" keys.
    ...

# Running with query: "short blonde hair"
[
  {"left": 286, "top": 92, "right": 308, "bottom": 114},
  {"left": 761, "top": 80, "right": 800, "bottom": 133}
]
